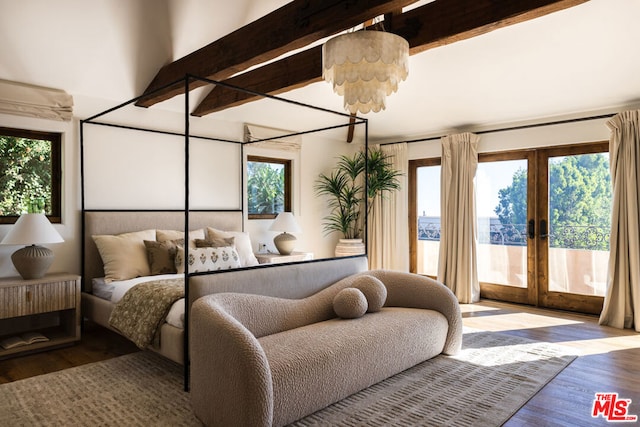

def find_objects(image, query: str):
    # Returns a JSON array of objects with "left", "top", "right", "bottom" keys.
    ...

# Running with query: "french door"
[{"left": 410, "top": 142, "right": 610, "bottom": 314}]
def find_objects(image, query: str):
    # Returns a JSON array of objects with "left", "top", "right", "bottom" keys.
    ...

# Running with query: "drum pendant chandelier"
[{"left": 322, "top": 30, "right": 409, "bottom": 115}]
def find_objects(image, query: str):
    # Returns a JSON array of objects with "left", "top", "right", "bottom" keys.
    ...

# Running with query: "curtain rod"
[{"left": 380, "top": 112, "right": 617, "bottom": 146}]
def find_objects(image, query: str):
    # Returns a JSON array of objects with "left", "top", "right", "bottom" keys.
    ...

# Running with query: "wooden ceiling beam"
[
  {"left": 399, "top": 0, "right": 590, "bottom": 55},
  {"left": 192, "top": 0, "right": 589, "bottom": 116},
  {"left": 192, "top": 46, "right": 323, "bottom": 117},
  {"left": 135, "top": 0, "right": 421, "bottom": 108}
]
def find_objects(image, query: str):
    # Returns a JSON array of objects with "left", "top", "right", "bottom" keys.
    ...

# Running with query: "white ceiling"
[{"left": 1, "top": 0, "right": 639, "bottom": 143}]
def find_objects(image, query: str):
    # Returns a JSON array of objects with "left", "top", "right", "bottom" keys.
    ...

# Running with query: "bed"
[
  {"left": 81, "top": 210, "right": 245, "bottom": 364},
  {"left": 81, "top": 210, "right": 367, "bottom": 368}
]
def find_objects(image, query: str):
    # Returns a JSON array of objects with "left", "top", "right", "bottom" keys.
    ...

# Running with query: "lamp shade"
[
  {"left": 322, "top": 30, "right": 409, "bottom": 114},
  {"left": 1, "top": 213, "right": 64, "bottom": 279},
  {"left": 269, "top": 212, "right": 301, "bottom": 233},
  {"left": 269, "top": 212, "right": 301, "bottom": 255},
  {"left": 1, "top": 213, "right": 64, "bottom": 245}
]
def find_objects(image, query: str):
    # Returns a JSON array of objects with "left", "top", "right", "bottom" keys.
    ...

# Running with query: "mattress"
[{"left": 92, "top": 274, "right": 185, "bottom": 329}]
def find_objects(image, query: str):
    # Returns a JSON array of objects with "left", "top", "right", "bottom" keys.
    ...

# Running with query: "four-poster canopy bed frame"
[{"left": 79, "top": 74, "right": 368, "bottom": 387}]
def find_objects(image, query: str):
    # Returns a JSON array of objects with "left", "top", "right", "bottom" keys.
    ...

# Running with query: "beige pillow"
[
  {"left": 93, "top": 229, "right": 156, "bottom": 282},
  {"left": 333, "top": 288, "right": 368, "bottom": 319},
  {"left": 144, "top": 240, "right": 179, "bottom": 275},
  {"left": 156, "top": 229, "right": 205, "bottom": 248},
  {"left": 195, "top": 237, "right": 235, "bottom": 248},
  {"left": 352, "top": 275, "right": 387, "bottom": 312},
  {"left": 207, "top": 227, "right": 259, "bottom": 267}
]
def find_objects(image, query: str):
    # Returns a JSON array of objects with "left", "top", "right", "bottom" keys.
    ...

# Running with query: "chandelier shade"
[{"left": 322, "top": 31, "right": 409, "bottom": 115}]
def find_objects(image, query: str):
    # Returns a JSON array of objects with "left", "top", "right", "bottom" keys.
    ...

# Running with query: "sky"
[{"left": 417, "top": 159, "right": 526, "bottom": 218}]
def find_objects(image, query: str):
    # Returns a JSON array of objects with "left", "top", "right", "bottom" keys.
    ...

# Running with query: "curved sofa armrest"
[
  {"left": 367, "top": 270, "right": 463, "bottom": 355},
  {"left": 190, "top": 297, "right": 273, "bottom": 427}
]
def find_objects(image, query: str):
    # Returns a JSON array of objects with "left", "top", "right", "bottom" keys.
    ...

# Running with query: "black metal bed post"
[
  {"left": 183, "top": 75, "right": 191, "bottom": 392},
  {"left": 240, "top": 142, "right": 245, "bottom": 229},
  {"left": 79, "top": 120, "right": 86, "bottom": 292},
  {"left": 364, "top": 118, "right": 369, "bottom": 259}
]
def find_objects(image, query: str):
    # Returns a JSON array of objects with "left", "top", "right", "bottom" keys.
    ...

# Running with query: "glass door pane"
[
  {"left": 416, "top": 164, "right": 440, "bottom": 277},
  {"left": 547, "top": 152, "right": 611, "bottom": 297},
  {"left": 477, "top": 159, "right": 529, "bottom": 288}
]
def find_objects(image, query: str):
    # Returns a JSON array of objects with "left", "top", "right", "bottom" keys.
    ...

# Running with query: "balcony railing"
[{"left": 418, "top": 220, "right": 610, "bottom": 251}]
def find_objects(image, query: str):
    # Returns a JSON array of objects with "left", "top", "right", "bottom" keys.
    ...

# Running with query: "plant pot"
[{"left": 335, "top": 238, "right": 365, "bottom": 257}]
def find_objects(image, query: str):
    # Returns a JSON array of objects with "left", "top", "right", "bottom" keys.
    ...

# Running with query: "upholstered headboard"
[{"left": 82, "top": 210, "right": 243, "bottom": 291}]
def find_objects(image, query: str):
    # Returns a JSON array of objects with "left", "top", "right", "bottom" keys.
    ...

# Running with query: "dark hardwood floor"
[
  {"left": 0, "top": 321, "right": 139, "bottom": 384},
  {"left": 1, "top": 302, "right": 639, "bottom": 426},
  {"left": 462, "top": 301, "right": 640, "bottom": 426}
]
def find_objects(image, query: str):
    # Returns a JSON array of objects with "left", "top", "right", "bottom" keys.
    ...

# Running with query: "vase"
[{"left": 334, "top": 238, "right": 365, "bottom": 257}]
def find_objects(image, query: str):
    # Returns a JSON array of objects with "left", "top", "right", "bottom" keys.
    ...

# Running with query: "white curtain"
[
  {"left": 0, "top": 79, "right": 73, "bottom": 121},
  {"left": 368, "top": 143, "right": 408, "bottom": 271},
  {"left": 438, "top": 132, "right": 480, "bottom": 303},
  {"left": 599, "top": 110, "right": 640, "bottom": 331}
]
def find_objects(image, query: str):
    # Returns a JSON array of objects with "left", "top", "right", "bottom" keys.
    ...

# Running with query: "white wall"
[{"left": 82, "top": 125, "right": 243, "bottom": 210}]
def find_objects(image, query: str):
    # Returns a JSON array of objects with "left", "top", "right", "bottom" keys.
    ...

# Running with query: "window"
[
  {"left": 409, "top": 158, "right": 441, "bottom": 276},
  {"left": 410, "top": 142, "right": 610, "bottom": 314},
  {"left": 247, "top": 155, "right": 291, "bottom": 219},
  {"left": 0, "top": 127, "right": 61, "bottom": 224}
]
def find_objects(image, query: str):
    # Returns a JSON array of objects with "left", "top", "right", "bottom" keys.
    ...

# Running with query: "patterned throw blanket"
[{"left": 109, "top": 278, "right": 184, "bottom": 349}]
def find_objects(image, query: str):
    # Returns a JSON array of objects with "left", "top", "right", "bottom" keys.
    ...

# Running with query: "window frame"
[
  {"left": 408, "top": 157, "right": 441, "bottom": 275},
  {"left": 246, "top": 155, "right": 291, "bottom": 220},
  {"left": 0, "top": 126, "right": 62, "bottom": 224}
]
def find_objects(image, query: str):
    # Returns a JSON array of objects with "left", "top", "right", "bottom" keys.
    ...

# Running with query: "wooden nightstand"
[
  {"left": 0, "top": 273, "right": 81, "bottom": 359},
  {"left": 255, "top": 251, "right": 314, "bottom": 264}
]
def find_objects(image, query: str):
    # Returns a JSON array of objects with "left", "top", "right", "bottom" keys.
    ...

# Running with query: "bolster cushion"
[
  {"left": 351, "top": 274, "right": 387, "bottom": 312},
  {"left": 333, "top": 288, "right": 368, "bottom": 319}
]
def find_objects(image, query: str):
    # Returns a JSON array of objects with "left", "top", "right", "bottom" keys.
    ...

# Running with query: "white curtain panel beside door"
[
  {"left": 438, "top": 132, "right": 480, "bottom": 303},
  {"left": 599, "top": 110, "right": 640, "bottom": 331}
]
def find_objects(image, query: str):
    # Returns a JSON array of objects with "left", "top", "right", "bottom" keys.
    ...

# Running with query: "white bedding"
[{"left": 93, "top": 274, "right": 185, "bottom": 329}]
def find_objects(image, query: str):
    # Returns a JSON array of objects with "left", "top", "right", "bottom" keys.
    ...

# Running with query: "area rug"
[{"left": 0, "top": 330, "right": 577, "bottom": 426}]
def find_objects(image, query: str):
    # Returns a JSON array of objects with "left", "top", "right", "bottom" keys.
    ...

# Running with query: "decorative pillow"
[
  {"left": 195, "top": 237, "right": 235, "bottom": 248},
  {"left": 144, "top": 240, "right": 179, "bottom": 275},
  {"left": 352, "top": 275, "right": 387, "bottom": 312},
  {"left": 333, "top": 288, "right": 368, "bottom": 319},
  {"left": 207, "top": 227, "right": 259, "bottom": 267},
  {"left": 156, "top": 229, "right": 205, "bottom": 248},
  {"left": 92, "top": 229, "right": 156, "bottom": 282},
  {"left": 174, "top": 246, "right": 241, "bottom": 274}
]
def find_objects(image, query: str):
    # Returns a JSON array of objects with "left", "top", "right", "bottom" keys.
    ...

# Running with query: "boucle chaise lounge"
[{"left": 190, "top": 268, "right": 462, "bottom": 427}]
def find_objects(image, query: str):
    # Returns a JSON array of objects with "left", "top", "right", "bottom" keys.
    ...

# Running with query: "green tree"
[
  {"left": 0, "top": 136, "right": 52, "bottom": 215},
  {"left": 247, "top": 162, "right": 284, "bottom": 214},
  {"left": 494, "top": 168, "right": 528, "bottom": 226},
  {"left": 548, "top": 154, "right": 611, "bottom": 250},
  {"left": 495, "top": 153, "right": 611, "bottom": 250}
]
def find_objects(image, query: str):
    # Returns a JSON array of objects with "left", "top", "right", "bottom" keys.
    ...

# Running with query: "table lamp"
[
  {"left": 269, "top": 212, "right": 301, "bottom": 255},
  {"left": 1, "top": 213, "right": 64, "bottom": 279}
]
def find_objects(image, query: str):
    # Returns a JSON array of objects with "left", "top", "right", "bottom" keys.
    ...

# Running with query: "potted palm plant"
[{"left": 315, "top": 148, "right": 401, "bottom": 256}]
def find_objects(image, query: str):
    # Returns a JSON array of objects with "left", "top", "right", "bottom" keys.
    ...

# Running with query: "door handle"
[
  {"left": 540, "top": 219, "right": 548, "bottom": 239},
  {"left": 528, "top": 219, "right": 535, "bottom": 239}
]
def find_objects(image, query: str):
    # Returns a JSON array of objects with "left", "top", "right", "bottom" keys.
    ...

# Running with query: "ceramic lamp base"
[
  {"left": 11, "top": 244, "right": 54, "bottom": 280},
  {"left": 274, "top": 232, "right": 296, "bottom": 255}
]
